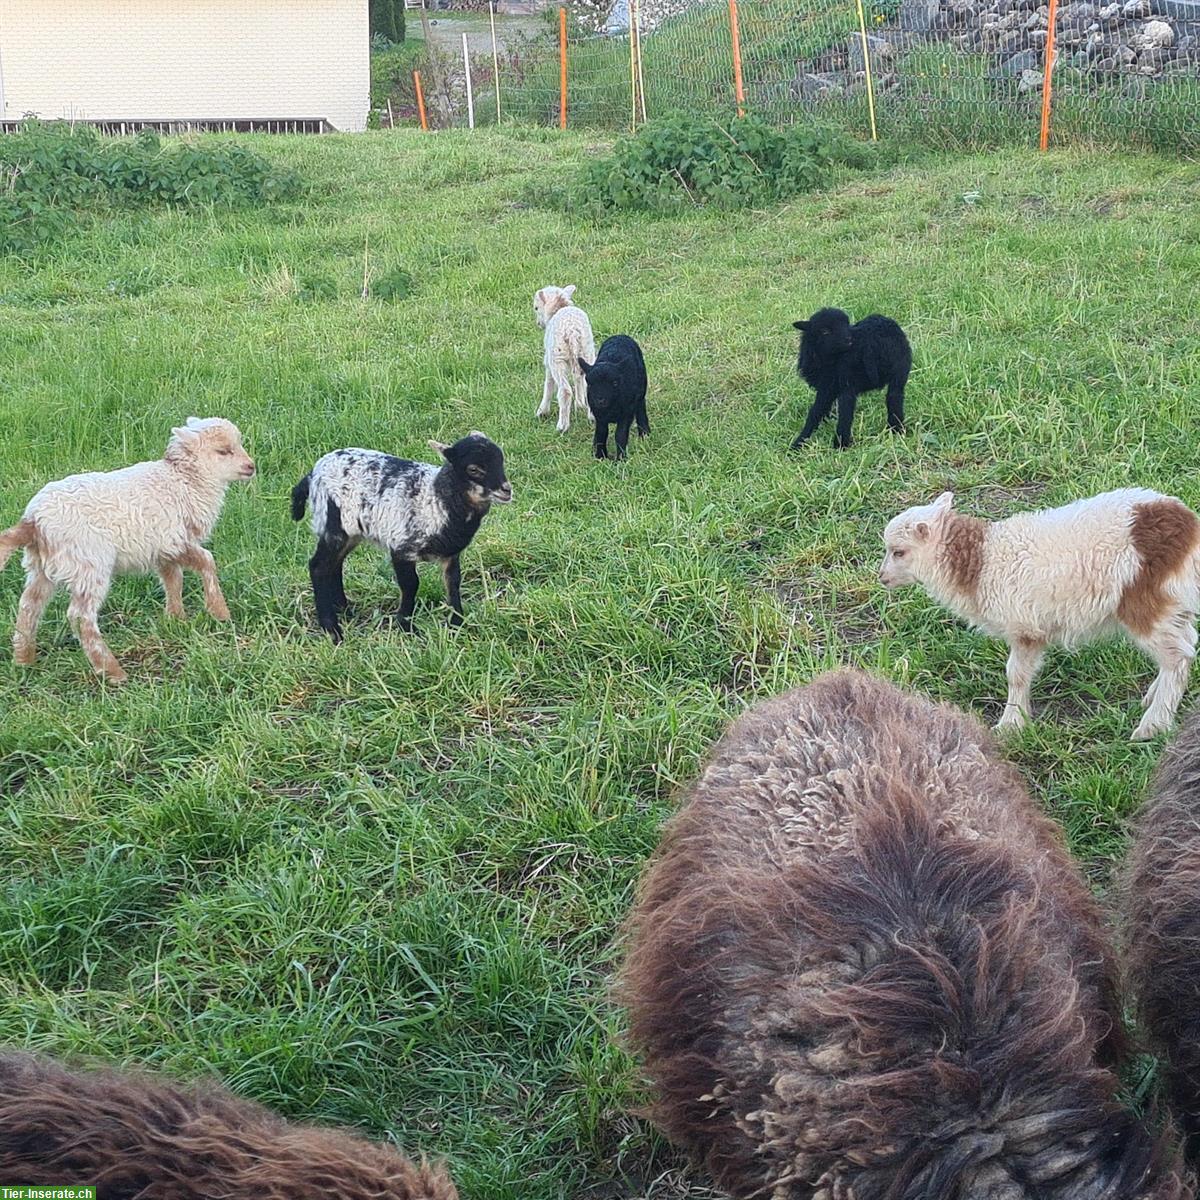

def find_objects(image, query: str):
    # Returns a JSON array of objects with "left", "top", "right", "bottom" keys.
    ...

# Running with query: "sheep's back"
[
  {"left": 1126, "top": 707, "right": 1200, "bottom": 1160},
  {"left": 0, "top": 1053, "right": 459, "bottom": 1200},
  {"left": 309, "top": 451, "right": 443, "bottom": 554},
  {"left": 621, "top": 671, "right": 1125, "bottom": 1196}
]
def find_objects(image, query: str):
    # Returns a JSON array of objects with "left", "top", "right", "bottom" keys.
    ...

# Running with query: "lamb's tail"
[
  {"left": 290, "top": 475, "right": 311, "bottom": 522},
  {"left": 0, "top": 519, "right": 35, "bottom": 572}
]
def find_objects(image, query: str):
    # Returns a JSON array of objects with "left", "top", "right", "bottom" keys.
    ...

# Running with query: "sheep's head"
[
  {"left": 880, "top": 491, "right": 954, "bottom": 588},
  {"left": 534, "top": 284, "right": 576, "bottom": 329},
  {"left": 166, "top": 417, "right": 256, "bottom": 483},
  {"left": 794, "top": 307, "right": 853, "bottom": 356},
  {"left": 429, "top": 432, "right": 512, "bottom": 509}
]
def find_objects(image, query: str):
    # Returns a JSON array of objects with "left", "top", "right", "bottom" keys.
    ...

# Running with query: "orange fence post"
[
  {"left": 728, "top": 0, "right": 745, "bottom": 118},
  {"left": 413, "top": 71, "right": 429, "bottom": 131},
  {"left": 559, "top": 7, "right": 568, "bottom": 130},
  {"left": 1039, "top": 0, "right": 1060, "bottom": 150}
]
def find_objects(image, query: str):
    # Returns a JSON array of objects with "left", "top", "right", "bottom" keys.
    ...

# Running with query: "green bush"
[
  {"left": 0, "top": 122, "right": 301, "bottom": 255},
  {"left": 572, "top": 112, "right": 871, "bottom": 213}
]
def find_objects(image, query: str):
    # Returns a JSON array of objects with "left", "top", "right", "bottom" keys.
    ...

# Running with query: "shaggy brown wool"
[
  {"left": 0, "top": 1053, "right": 459, "bottom": 1200},
  {"left": 620, "top": 671, "right": 1188, "bottom": 1200},
  {"left": 1119, "top": 499, "right": 1200, "bottom": 636},
  {"left": 1125, "top": 705, "right": 1200, "bottom": 1167}
]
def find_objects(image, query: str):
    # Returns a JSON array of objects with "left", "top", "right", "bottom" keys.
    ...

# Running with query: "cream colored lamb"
[
  {"left": 0, "top": 417, "right": 255, "bottom": 683},
  {"left": 534, "top": 284, "right": 596, "bottom": 433},
  {"left": 880, "top": 487, "right": 1200, "bottom": 741}
]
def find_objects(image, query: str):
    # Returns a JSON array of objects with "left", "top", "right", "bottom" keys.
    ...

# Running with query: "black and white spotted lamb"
[
  {"left": 578, "top": 334, "right": 649, "bottom": 461},
  {"left": 791, "top": 306, "right": 912, "bottom": 450},
  {"left": 291, "top": 433, "right": 512, "bottom": 642}
]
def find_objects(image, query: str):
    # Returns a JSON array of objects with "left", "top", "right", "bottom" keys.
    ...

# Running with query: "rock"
[
  {"left": 847, "top": 33, "right": 895, "bottom": 70},
  {"left": 1072, "top": 47, "right": 1093, "bottom": 62},
  {"left": 999, "top": 46, "right": 1040, "bottom": 71},
  {"left": 796, "top": 72, "right": 843, "bottom": 99},
  {"left": 899, "top": 0, "right": 942, "bottom": 29},
  {"left": 1018, "top": 66, "right": 1044, "bottom": 87},
  {"left": 1029, "top": 27, "right": 1049, "bottom": 42},
  {"left": 1097, "top": 2, "right": 1122, "bottom": 21},
  {"left": 1140, "top": 17, "right": 1175, "bottom": 41},
  {"left": 1122, "top": 0, "right": 1150, "bottom": 16},
  {"left": 1094, "top": 52, "right": 1118, "bottom": 66}
]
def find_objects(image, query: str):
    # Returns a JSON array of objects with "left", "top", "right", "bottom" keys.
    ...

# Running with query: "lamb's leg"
[
  {"left": 158, "top": 562, "right": 186, "bottom": 618},
  {"left": 556, "top": 382, "right": 573, "bottom": 434},
  {"left": 885, "top": 379, "right": 907, "bottom": 434},
  {"left": 13, "top": 569, "right": 54, "bottom": 666},
  {"left": 790, "top": 385, "right": 837, "bottom": 450},
  {"left": 593, "top": 421, "right": 611, "bottom": 459},
  {"left": 1131, "top": 612, "right": 1196, "bottom": 740},
  {"left": 536, "top": 370, "right": 555, "bottom": 419},
  {"left": 832, "top": 391, "right": 858, "bottom": 450},
  {"left": 310, "top": 536, "right": 355, "bottom": 642},
  {"left": 996, "top": 637, "right": 1046, "bottom": 732},
  {"left": 442, "top": 556, "right": 464, "bottom": 627},
  {"left": 67, "top": 577, "right": 125, "bottom": 683},
  {"left": 391, "top": 555, "right": 420, "bottom": 632},
  {"left": 614, "top": 418, "right": 634, "bottom": 461},
  {"left": 179, "top": 545, "right": 230, "bottom": 621},
  {"left": 576, "top": 369, "right": 594, "bottom": 424}
]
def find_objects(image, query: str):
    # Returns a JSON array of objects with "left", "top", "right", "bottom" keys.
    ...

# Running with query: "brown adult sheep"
[
  {"left": 1125, "top": 705, "right": 1200, "bottom": 1167},
  {"left": 620, "top": 670, "right": 1188, "bottom": 1200},
  {"left": 0, "top": 1052, "right": 458, "bottom": 1200}
]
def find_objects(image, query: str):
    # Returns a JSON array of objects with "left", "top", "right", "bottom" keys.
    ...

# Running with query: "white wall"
[{"left": 0, "top": 0, "right": 369, "bottom": 131}]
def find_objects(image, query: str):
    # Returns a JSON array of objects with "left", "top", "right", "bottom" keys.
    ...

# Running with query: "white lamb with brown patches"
[
  {"left": 880, "top": 487, "right": 1200, "bottom": 741},
  {"left": 0, "top": 417, "right": 255, "bottom": 683},
  {"left": 534, "top": 284, "right": 596, "bottom": 433}
]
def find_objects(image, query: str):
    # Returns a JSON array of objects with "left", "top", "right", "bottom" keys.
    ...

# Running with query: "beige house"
[{"left": 0, "top": 0, "right": 369, "bottom": 132}]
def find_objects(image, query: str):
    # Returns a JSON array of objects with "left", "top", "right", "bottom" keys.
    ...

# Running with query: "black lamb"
[
  {"left": 790, "top": 307, "right": 912, "bottom": 450},
  {"left": 578, "top": 334, "right": 649, "bottom": 460},
  {"left": 291, "top": 432, "right": 512, "bottom": 642}
]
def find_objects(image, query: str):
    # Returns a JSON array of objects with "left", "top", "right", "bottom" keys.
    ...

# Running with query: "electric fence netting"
[{"left": 413, "top": 0, "right": 1200, "bottom": 149}]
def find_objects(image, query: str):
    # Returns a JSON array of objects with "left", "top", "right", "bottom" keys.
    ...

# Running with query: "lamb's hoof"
[
  {"left": 99, "top": 665, "right": 129, "bottom": 685},
  {"left": 447, "top": 612, "right": 464, "bottom": 629},
  {"left": 556, "top": 422, "right": 569, "bottom": 434},
  {"left": 13, "top": 647, "right": 36, "bottom": 666},
  {"left": 789, "top": 437, "right": 808, "bottom": 452},
  {"left": 165, "top": 606, "right": 187, "bottom": 619},
  {"left": 994, "top": 710, "right": 1027, "bottom": 734},
  {"left": 832, "top": 438, "right": 853, "bottom": 451},
  {"left": 206, "top": 604, "right": 232, "bottom": 622},
  {"left": 1132, "top": 716, "right": 1170, "bottom": 741}
]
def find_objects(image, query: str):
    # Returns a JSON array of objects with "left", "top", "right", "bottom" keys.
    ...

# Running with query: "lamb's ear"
[
  {"left": 170, "top": 424, "right": 201, "bottom": 447},
  {"left": 793, "top": 321, "right": 810, "bottom": 331},
  {"left": 428, "top": 439, "right": 451, "bottom": 457},
  {"left": 913, "top": 521, "right": 931, "bottom": 542},
  {"left": 932, "top": 491, "right": 955, "bottom": 511},
  {"left": 578, "top": 357, "right": 593, "bottom": 375},
  {"left": 562, "top": 284, "right": 577, "bottom": 301},
  {"left": 534, "top": 288, "right": 545, "bottom": 305}
]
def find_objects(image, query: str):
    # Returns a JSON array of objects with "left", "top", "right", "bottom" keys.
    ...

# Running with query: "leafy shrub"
[
  {"left": 573, "top": 113, "right": 872, "bottom": 213},
  {"left": 0, "top": 122, "right": 301, "bottom": 255},
  {"left": 372, "top": 267, "right": 415, "bottom": 302}
]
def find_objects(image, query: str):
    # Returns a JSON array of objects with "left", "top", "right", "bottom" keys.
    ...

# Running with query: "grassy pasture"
[{"left": 1, "top": 129, "right": 1199, "bottom": 1197}]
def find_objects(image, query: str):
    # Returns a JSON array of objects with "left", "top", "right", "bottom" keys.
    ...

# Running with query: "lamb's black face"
[
  {"left": 582, "top": 365, "right": 620, "bottom": 415},
  {"left": 444, "top": 434, "right": 512, "bottom": 506},
  {"left": 795, "top": 308, "right": 853, "bottom": 354}
]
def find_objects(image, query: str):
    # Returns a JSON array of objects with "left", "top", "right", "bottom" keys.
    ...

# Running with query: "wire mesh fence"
[{"left": 408, "top": 0, "right": 1200, "bottom": 149}]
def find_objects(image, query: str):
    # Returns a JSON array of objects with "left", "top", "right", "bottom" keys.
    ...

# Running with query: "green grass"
[{"left": 1, "top": 128, "right": 1199, "bottom": 1197}]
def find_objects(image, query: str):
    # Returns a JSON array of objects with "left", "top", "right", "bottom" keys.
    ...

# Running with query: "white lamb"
[
  {"left": 0, "top": 417, "right": 255, "bottom": 683},
  {"left": 879, "top": 488, "right": 1200, "bottom": 741},
  {"left": 534, "top": 284, "right": 596, "bottom": 433}
]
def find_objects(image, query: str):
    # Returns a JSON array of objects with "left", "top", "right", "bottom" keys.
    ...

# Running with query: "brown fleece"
[
  {"left": 1118, "top": 499, "right": 1200, "bottom": 636},
  {"left": 619, "top": 671, "right": 1188, "bottom": 1200},
  {"left": 0, "top": 1053, "right": 458, "bottom": 1200},
  {"left": 937, "top": 510, "right": 988, "bottom": 599}
]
